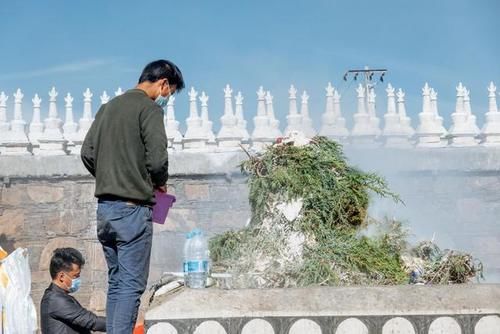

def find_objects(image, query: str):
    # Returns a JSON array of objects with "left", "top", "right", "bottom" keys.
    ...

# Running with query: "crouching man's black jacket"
[{"left": 40, "top": 283, "right": 106, "bottom": 334}]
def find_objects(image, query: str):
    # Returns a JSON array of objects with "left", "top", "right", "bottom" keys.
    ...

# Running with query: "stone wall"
[
  {"left": 0, "top": 152, "right": 251, "bottom": 316},
  {"left": 1, "top": 148, "right": 500, "bottom": 318}
]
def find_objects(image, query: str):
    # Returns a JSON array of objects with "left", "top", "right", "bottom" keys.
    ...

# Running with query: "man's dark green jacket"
[{"left": 81, "top": 89, "right": 168, "bottom": 205}]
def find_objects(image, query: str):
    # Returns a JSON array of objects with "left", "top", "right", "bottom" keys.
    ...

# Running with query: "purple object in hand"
[{"left": 152, "top": 191, "right": 176, "bottom": 224}]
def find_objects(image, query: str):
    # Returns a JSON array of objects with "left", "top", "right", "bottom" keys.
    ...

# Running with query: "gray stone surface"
[
  {"left": 145, "top": 285, "right": 500, "bottom": 333},
  {"left": 147, "top": 285, "right": 500, "bottom": 320}
]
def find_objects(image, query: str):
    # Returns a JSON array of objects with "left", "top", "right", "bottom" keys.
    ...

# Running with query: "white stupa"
[
  {"left": 382, "top": 83, "right": 408, "bottom": 147},
  {"left": 217, "top": 84, "right": 242, "bottom": 149},
  {"left": 165, "top": 96, "right": 183, "bottom": 150},
  {"left": 396, "top": 88, "right": 415, "bottom": 141},
  {"left": 300, "top": 91, "right": 315, "bottom": 138},
  {"left": 235, "top": 91, "right": 250, "bottom": 146},
  {"left": 449, "top": 83, "right": 479, "bottom": 147},
  {"left": 62, "top": 93, "right": 79, "bottom": 154},
  {"left": 199, "top": 91, "right": 217, "bottom": 150},
  {"left": 351, "top": 84, "right": 377, "bottom": 145},
  {"left": 0, "top": 89, "right": 30, "bottom": 155},
  {"left": 251, "top": 86, "right": 273, "bottom": 150},
  {"left": 28, "top": 94, "right": 44, "bottom": 154},
  {"left": 367, "top": 88, "right": 381, "bottom": 137},
  {"left": 38, "top": 87, "right": 67, "bottom": 155},
  {"left": 416, "top": 83, "right": 444, "bottom": 147},
  {"left": 265, "top": 91, "right": 282, "bottom": 139},
  {"left": 285, "top": 85, "right": 302, "bottom": 135},
  {"left": 482, "top": 82, "right": 500, "bottom": 146},
  {"left": 183, "top": 87, "right": 207, "bottom": 150}
]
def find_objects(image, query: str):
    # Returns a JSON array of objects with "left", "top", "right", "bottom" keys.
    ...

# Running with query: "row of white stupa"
[{"left": 0, "top": 81, "right": 499, "bottom": 155}]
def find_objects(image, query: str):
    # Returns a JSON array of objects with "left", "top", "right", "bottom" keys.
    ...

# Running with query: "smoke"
[{"left": 345, "top": 147, "right": 500, "bottom": 283}]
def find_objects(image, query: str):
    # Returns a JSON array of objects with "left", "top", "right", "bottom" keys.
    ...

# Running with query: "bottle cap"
[{"left": 191, "top": 228, "right": 203, "bottom": 236}]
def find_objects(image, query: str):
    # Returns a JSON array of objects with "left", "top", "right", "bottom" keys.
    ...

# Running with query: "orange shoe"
[{"left": 133, "top": 323, "right": 144, "bottom": 334}]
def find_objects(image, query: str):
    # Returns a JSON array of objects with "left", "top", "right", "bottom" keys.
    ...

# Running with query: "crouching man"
[{"left": 40, "top": 248, "right": 106, "bottom": 333}]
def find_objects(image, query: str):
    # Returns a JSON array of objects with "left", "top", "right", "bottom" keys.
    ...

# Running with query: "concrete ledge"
[
  {"left": 146, "top": 285, "right": 500, "bottom": 320},
  {"left": 145, "top": 285, "right": 500, "bottom": 333},
  {"left": 0, "top": 151, "right": 248, "bottom": 178}
]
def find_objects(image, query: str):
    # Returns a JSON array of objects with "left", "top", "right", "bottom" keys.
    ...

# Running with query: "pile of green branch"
[
  {"left": 209, "top": 137, "right": 482, "bottom": 287},
  {"left": 409, "top": 241, "right": 482, "bottom": 284}
]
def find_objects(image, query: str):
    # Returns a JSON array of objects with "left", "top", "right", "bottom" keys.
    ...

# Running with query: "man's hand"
[{"left": 155, "top": 185, "right": 167, "bottom": 193}]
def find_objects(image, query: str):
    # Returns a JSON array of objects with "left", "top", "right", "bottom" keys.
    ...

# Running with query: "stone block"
[
  {"left": 85, "top": 241, "right": 107, "bottom": 271},
  {"left": 0, "top": 209, "right": 24, "bottom": 235},
  {"left": 72, "top": 291, "right": 91, "bottom": 309},
  {"left": 153, "top": 208, "right": 198, "bottom": 233},
  {"left": 148, "top": 266, "right": 164, "bottom": 284},
  {"left": 44, "top": 212, "right": 71, "bottom": 236},
  {"left": 27, "top": 185, "right": 65, "bottom": 203},
  {"left": 89, "top": 289, "right": 107, "bottom": 312},
  {"left": 151, "top": 232, "right": 185, "bottom": 272},
  {"left": 209, "top": 184, "right": 248, "bottom": 204},
  {"left": 184, "top": 184, "right": 209, "bottom": 201},
  {"left": 61, "top": 209, "right": 92, "bottom": 235},
  {"left": 1, "top": 184, "right": 26, "bottom": 206},
  {"left": 20, "top": 241, "right": 45, "bottom": 271},
  {"left": 210, "top": 210, "right": 249, "bottom": 232},
  {"left": 90, "top": 270, "right": 108, "bottom": 287},
  {"left": 31, "top": 270, "right": 51, "bottom": 285},
  {"left": 78, "top": 182, "right": 96, "bottom": 202},
  {"left": 38, "top": 237, "right": 80, "bottom": 271},
  {"left": 31, "top": 270, "right": 52, "bottom": 294}
]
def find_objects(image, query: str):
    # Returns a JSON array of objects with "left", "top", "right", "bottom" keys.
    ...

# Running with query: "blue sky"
[{"left": 0, "top": 0, "right": 498, "bottom": 132}]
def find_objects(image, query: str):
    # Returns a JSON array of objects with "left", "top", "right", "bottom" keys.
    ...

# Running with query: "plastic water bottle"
[{"left": 183, "top": 229, "right": 209, "bottom": 288}]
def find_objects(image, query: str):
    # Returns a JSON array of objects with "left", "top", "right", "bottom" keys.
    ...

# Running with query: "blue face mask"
[
  {"left": 155, "top": 84, "right": 171, "bottom": 108},
  {"left": 64, "top": 273, "right": 81, "bottom": 293}
]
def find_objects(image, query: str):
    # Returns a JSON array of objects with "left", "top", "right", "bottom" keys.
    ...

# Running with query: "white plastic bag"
[
  {"left": 2, "top": 248, "right": 37, "bottom": 334},
  {"left": 0, "top": 281, "right": 3, "bottom": 334}
]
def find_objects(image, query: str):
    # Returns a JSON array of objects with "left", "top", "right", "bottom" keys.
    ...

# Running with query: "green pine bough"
[{"left": 209, "top": 137, "right": 482, "bottom": 287}]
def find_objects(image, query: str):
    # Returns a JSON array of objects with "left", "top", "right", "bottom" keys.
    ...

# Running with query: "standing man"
[
  {"left": 81, "top": 59, "right": 185, "bottom": 333},
  {"left": 40, "top": 248, "right": 106, "bottom": 333}
]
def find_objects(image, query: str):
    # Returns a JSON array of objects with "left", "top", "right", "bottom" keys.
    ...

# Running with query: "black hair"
[
  {"left": 138, "top": 59, "right": 185, "bottom": 92},
  {"left": 49, "top": 248, "right": 85, "bottom": 279}
]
